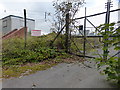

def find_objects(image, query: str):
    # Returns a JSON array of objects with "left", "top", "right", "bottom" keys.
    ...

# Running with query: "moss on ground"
[{"left": 2, "top": 54, "right": 84, "bottom": 79}]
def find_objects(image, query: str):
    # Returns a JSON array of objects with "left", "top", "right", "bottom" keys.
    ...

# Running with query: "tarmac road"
[
  {"left": 2, "top": 47, "right": 118, "bottom": 88},
  {"left": 2, "top": 61, "right": 117, "bottom": 88}
]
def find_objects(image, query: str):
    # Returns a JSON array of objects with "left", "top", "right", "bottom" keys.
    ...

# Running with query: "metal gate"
[{"left": 51, "top": 0, "right": 120, "bottom": 60}]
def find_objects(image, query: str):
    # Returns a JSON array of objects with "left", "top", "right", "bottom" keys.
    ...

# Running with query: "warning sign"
[{"left": 31, "top": 30, "right": 41, "bottom": 36}]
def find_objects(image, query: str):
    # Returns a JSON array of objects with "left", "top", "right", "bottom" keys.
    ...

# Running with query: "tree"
[{"left": 52, "top": 0, "right": 85, "bottom": 33}]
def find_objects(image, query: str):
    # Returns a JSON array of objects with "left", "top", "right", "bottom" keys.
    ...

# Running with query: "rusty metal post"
[
  {"left": 83, "top": 7, "right": 86, "bottom": 57},
  {"left": 24, "top": 9, "right": 27, "bottom": 48},
  {"left": 118, "top": 1, "right": 120, "bottom": 86}
]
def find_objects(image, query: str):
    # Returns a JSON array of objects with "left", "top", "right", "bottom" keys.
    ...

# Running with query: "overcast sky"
[{"left": 0, "top": 0, "right": 119, "bottom": 34}]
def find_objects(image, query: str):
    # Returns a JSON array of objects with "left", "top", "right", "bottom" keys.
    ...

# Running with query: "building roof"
[{"left": 2, "top": 15, "right": 35, "bottom": 21}]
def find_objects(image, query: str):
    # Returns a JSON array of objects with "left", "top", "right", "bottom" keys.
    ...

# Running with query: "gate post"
[
  {"left": 117, "top": 28, "right": 120, "bottom": 87},
  {"left": 83, "top": 7, "right": 86, "bottom": 57},
  {"left": 65, "top": 12, "right": 70, "bottom": 53},
  {"left": 118, "top": 0, "right": 120, "bottom": 86},
  {"left": 24, "top": 9, "right": 27, "bottom": 49},
  {"left": 103, "top": 0, "right": 111, "bottom": 60}
]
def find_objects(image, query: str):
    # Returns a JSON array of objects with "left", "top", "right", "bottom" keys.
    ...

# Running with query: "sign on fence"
[{"left": 31, "top": 30, "right": 41, "bottom": 36}]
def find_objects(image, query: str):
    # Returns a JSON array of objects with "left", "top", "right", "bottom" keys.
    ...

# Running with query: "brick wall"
[{"left": 2, "top": 27, "right": 27, "bottom": 40}]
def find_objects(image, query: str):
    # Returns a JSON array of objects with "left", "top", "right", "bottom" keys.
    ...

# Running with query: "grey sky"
[
  {"left": 0, "top": 1, "right": 54, "bottom": 34},
  {"left": 0, "top": 0, "right": 119, "bottom": 34}
]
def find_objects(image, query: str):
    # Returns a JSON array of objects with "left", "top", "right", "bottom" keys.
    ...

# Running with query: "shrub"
[
  {"left": 95, "top": 22, "right": 120, "bottom": 86},
  {"left": 2, "top": 33, "right": 63, "bottom": 66}
]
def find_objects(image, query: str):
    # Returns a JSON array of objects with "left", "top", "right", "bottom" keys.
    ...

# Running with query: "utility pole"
[
  {"left": 103, "top": 0, "right": 111, "bottom": 60},
  {"left": 24, "top": 9, "right": 27, "bottom": 49}
]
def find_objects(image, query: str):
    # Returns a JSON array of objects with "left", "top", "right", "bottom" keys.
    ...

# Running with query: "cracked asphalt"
[{"left": 2, "top": 61, "right": 117, "bottom": 88}]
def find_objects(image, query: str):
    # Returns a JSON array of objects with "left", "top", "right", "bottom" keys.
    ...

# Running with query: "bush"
[
  {"left": 2, "top": 33, "right": 62, "bottom": 66},
  {"left": 95, "top": 22, "right": 120, "bottom": 86}
]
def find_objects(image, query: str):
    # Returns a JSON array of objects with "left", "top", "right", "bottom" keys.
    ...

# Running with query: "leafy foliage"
[
  {"left": 2, "top": 33, "right": 83, "bottom": 78},
  {"left": 2, "top": 33, "right": 64, "bottom": 66},
  {"left": 96, "top": 22, "right": 120, "bottom": 86}
]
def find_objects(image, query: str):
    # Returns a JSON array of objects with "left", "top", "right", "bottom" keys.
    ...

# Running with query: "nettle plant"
[{"left": 96, "top": 22, "right": 120, "bottom": 85}]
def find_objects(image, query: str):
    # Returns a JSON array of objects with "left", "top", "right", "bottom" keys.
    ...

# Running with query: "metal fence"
[{"left": 51, "top": 0, "right": 120, "bottom": 60}]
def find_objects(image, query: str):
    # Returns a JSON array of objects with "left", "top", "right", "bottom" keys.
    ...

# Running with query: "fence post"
[
  {"left": 24, "top": 9, "right": 27, "bottom": 49},
  {"left": 83, "top": 7, "right": 86, "bottom": 57}
]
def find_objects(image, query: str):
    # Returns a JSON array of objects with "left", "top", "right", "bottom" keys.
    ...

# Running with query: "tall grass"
[
  {"left": 2, "top": 32, "right": 100, "bottom": 66},
  {"left": 2, "top": 32, "right": 63, "bottom": 66}
]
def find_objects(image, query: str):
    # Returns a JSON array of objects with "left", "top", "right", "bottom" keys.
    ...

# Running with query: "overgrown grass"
[
  {"left": 3, "top": 61, "right": 56, "bottom": 78},
  {"left": 2, "top": 32, "right": 100, "bottom": 79},
  {"left": 3, "top": 53, "right": 82, "bottom": 78},
  {"left": 70, "top": 37, "right": 101, "bottom": 54},
  {"left": 2, "top": 32, "right": 81, "bottom": 78},
  {"left": 2, "top": 33, "right": 58, "bottom": 66}
]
